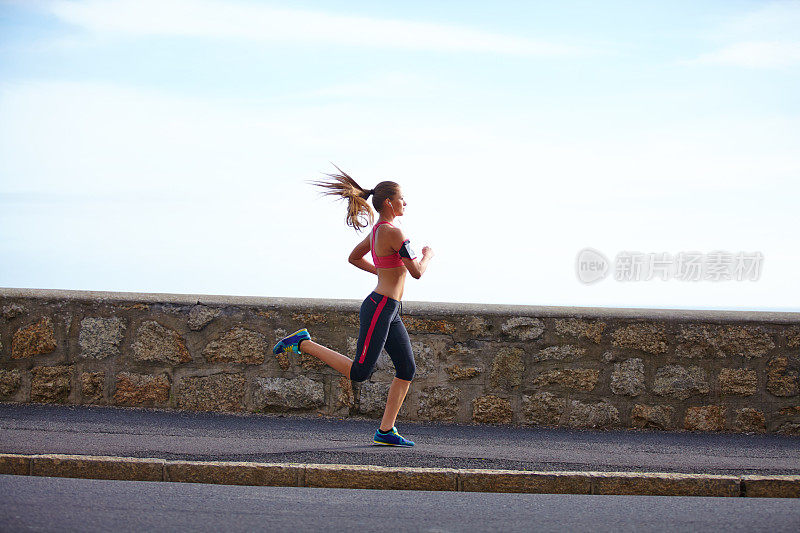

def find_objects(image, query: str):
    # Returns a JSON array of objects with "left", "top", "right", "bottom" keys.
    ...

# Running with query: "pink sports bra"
[{"left": 371, "top": 221, "right": 404, "bottom": 268}]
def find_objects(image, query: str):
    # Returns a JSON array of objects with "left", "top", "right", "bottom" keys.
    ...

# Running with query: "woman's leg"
[
  {"left": 297, "top": 339, "right": 352, "bottom": 377},
  {"left": 298, "top": 292, "right": 396, "bottom": 381},
  {"left": 380, "top": 314, "right": 416, "bottom": 431},
  {"left": 380, "top": 377, "right": 411, "bottom": 432}
]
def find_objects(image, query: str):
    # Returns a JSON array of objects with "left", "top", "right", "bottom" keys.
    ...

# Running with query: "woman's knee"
[
  {"left": 395, "top": 361, "right": 416, "bottom": 381},
  {"left": 349, "top": 365, "right": 373, "bottom": 383}
]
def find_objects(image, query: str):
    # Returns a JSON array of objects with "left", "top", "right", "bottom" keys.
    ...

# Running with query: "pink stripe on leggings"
[{"left": 359, "top": 295, "right": 387, "bottom": 364}]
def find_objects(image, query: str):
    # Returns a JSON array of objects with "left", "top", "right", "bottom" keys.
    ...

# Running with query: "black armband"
[{"left": 398, "top": 239, "right": 417, "bottom": 260}]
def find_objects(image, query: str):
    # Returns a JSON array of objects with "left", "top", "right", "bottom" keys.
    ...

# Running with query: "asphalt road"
[
  {"left": 2, "top": 475, "right": 799, "bottom": 532},
  {"left": 2, "top": 404, "right": 799, "bottom": 475}
]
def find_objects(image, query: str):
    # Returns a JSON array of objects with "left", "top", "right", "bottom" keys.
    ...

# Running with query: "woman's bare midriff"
[{"left": 374, "top": 266, "right": 406, "bottom": 301}]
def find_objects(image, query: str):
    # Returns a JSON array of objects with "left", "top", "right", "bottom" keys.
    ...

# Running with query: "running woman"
[{"left": 272, "top": 167, "right": 434, "bottom": 447}]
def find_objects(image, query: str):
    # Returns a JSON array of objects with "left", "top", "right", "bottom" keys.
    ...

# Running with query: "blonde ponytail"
[{"left": 309, "top": 165, "right": 374, "bottom": 230}]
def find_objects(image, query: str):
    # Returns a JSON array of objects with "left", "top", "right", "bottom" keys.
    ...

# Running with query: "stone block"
[
  {"left": 0, "top": 453, "right": 30, "bottom": 475},
  {"left": 461, "top": 469, "right": 590, "bottom": 494},
  {"left": 202, "top": 327, "right": 267, "bottom": 365},
  {"left": 652, "top": 365, "right": 709, "bottom": 400},
  {"left": 113, "top": 372, "right": 170, "bottom": 407},
  {"left": 0, "top": 369, "right": 22, "bottom": 399},
  {"left": 12, "top": 317, "right": 57, "bottom": 359},
  {"left": 445, "top": 364, "right": 482, "bottom": 381},
  {"left": 334, "top": 376, "right": 354, "bottom": 409},
  {"left": 532, "top": 368, "right": 599, "bottom": 391},
  {"left": 31, "top": 454, "right": 164, "bottom": 481},
  {"left": 118, "top": 303, "right": 149, "bottom": 311},
  {"left": 300, "top": 352, "right": 326, "bottom": 370},
  {"left": 304, "top": 464, "right": 457, "bottom": 491},
  {"left": 591, "top": 472, "right": 739, "bottom": 497},
  {"left": 611, "top": 322, "right": 668, "bottom": 354},
  {"left": 554, "top": 318, "right": 605, "bottom": 344},
  {"left": 521, "top": 392, "right": 566, "bottom": 426},
  {"left": 610, "top": 358, "right": 645, "bottom": 396},
  {"left": 447, "top": 342, "right": 475, "bottom": 358},
  {"left": 767, "top": 356, "right": 798, "bottom": 397},
  {"left": 253, "top": 376, "right": 324, "bottom": 411},
  {"left": 291, "top": 312, "right": 327, "bottom": 324},
  {"left": 777, "top": 422, "right": 800, "bottom": 435},
  {"left": 274, "top": 352, "right": 291, "bottom": 370},
  {"left": 177, "top": 374, "right": 246, "bottom": 412},
  {"left": 1, "top": 303, "right": 24, "bottom": 320},
  {"left": 742, "top": 475, "right": 800, "bottom": 498},
  {"left": 472, "top": 395, "right": 512, "bottom": 424},
  {"left": 30, "top": 365, "right": 71, "bottom": 403},
  {"left": 464, "top": 316, "right": 490, "bottom": 336},
  {"left": 778, "top": 405, "right": 800, "bottom": 416},
  {"left": 132, "top": 321, "right": 191, "bottom": 365},
  {"left": 490, "top": 347, "right": 524, "bottom": 389},
  {"left": 630, "top": 404, "right": 675, "bottom": 430},
  {"left": 676, "top": 324, "right": 775, "bottom": 359},
  {"left": 167, "top": 460, "right": 301, "bottom": 486},
  {"left": 718, "top": 324, "right": 777, "bottom": 358},
  {"left": 417, "top": 386, "right": 460, "bottom": 421},
  {"left": 342, "top": 313, "right": 359, "bottom": 327},
  {"left": 345, "top": 337, "right": 358, "bottom": 360},
  {"left": 78, "top": 317, "right": 126, "bottom": 359},
  {"left": 567, "top": 400, "right": 619, "bottom": 428},
  {"left": 409, "top": 337, "right": 446, "bottom": 378},
  {"left": 401, "top": 316, "right": 456, "bottom": 334},
  {"left": 80, "top": 372, "right": 104, "bottom": 403},
  {"left": 684, "top": 405, "right": 726, "bottom": 431},
  {"left": 531, "top": 345, "right": 587, "bottom": 362},
  {"left": 187, "top": 305, "right": 221, "bottom": 331},
  {"left": 719, "top": 368, "right": 757, "bottom": 396},
  {"left": 357, "top": 381, "right": 390, "bottom": 414},
  {"left": 501, "top": 317, "right": 544, "bottom": 340},
  {"left": 734, "top": 408, "right": 766, "bottom": 433},
  {"left": 787, "top": 326, "right": 800, "bottom": 348}
]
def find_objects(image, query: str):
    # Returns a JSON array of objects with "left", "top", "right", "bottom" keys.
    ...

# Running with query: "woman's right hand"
[{"left": 422, "top": 246, "right": 434, "bottom": 259}]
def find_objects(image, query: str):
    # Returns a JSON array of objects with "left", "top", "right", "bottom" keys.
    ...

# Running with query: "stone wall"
[{"left": 1, "top": 288, "right": 798, "bottom": 435}]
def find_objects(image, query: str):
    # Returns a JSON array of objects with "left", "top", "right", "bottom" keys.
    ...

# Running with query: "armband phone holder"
[{"left": 398, "top": 239, "right": 417, "bottom": 260}]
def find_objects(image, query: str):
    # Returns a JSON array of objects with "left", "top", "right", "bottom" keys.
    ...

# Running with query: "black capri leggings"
[{"left": 350, "top": 291, "right": 416, "bottom": 382}]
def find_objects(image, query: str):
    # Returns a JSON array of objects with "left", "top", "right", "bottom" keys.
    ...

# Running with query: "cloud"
[
  {"left": 716, "top": 1, "right": 800, "bottom": 42},
  {"left": 41, "top": 0, "right": 585, "bottom": 56},
  {"left": 302, "top": 72, "right": 436, "bottom": 100},
  {"left": 686, "top": 41, "right": 800, "bottom": 68},
  {"left": 684, "top": 1, "right": 800, "bottom": 68}
]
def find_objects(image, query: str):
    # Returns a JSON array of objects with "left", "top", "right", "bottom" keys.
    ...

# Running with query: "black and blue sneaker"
[
  {"left": 373, "top": 426, "right": 415, "bottom": 447},
  {"left": 272, "top": 329, "right": 311, "bottom": 355}
]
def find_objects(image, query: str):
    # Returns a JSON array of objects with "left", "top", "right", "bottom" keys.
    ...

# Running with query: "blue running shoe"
[
  {"left": 272, "top": 329, "right": 311, "bottom": 355},
  {"left": 373, "top": 426, "right": 415, "bottom": 447}
]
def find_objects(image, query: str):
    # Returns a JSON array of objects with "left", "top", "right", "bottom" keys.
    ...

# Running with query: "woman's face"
[{"left": 387, "top": 189, "right": 406, "bottom": 216}]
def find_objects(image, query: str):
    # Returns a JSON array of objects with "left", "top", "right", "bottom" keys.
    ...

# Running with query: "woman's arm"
[
  {"left": 390, "top": 228, "right": 433, "bottom": 279},
  {"left": 402, "top": 247, "right": 433, "bottom": 279},
  {"left": 348, "top": 233, "right": 378, "bottom": 275}
]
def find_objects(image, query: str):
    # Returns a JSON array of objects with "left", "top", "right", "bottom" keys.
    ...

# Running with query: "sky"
[{"left": 1, "top": 0, "right": 798, "bottom": 311}]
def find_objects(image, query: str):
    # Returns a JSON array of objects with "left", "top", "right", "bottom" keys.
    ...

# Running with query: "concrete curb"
[{"left": 1, "top": 453, "right": 798, "bottom": 498}]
